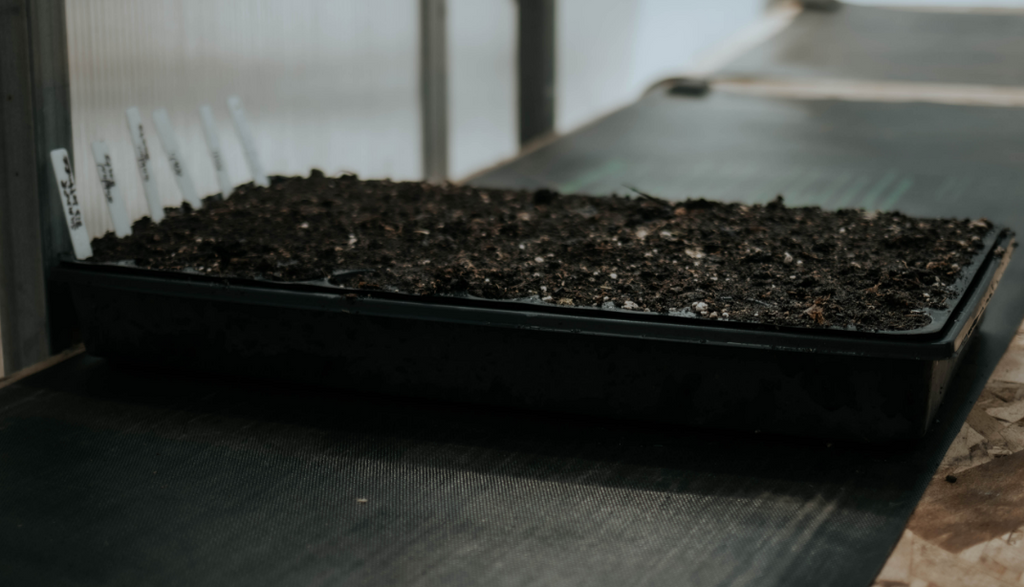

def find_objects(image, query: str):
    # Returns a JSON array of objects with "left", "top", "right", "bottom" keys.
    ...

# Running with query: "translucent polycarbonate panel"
[
  {"left": 556, "top": 0, "right": 766, "bottom": 134},
  {"left": 448, "top": 0, "right": 517, "bottom": 181},
  {"left": 67, "top": 0, "right": 420, "bottom": 238}
]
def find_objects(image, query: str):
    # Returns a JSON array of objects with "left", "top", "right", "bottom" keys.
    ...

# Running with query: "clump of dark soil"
[{"left": 90, "top": 173, "right": 994, "bottom": 331}]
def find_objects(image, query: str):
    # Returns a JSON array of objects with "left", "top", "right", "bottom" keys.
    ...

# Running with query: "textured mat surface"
[
  {"left": 2, "top": 91, "right": 1023, "bottom": 587},
  {"left": 0, "top": 346, "right": 1009, "bottom": 587},
  {"left": 721, "top": 4, "right": 1024, "bottom": 86}
]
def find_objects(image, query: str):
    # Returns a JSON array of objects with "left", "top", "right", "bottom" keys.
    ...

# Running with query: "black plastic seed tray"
[{"left": 54, "top": 228, "right": 1014, "bottom": 443}]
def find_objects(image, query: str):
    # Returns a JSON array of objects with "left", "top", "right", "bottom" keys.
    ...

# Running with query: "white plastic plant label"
[
  {"left": 199, "top": 105, "right": 234, "bottom": 199},
  {"left": 226, "top": 96, "right": 269, "bottom": 187},
  {"left": 49, "top": 148, "right": 92, "bottom": 260},
  {"left": 89, "top": 140, "right": 132, "bottom": 237},
  {"left": 152, "top": 108, "right": 202, "bottom": 209},
  {"left": 125, "top": 107, "right": 164, "bottom": 223}
]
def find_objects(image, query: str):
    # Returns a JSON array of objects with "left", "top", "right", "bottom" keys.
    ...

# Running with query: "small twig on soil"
[{"left": 623, "top": 185, "right": 672, "bottom": 208}]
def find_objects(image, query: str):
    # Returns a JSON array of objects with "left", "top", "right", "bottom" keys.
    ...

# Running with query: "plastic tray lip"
[{"left": 57, "top": 229, "right": 1014, "bottom": 362}]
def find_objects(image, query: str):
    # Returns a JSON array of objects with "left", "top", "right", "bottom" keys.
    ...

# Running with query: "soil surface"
[{"left": 91, "top": 172, "right": 996, "bottom": 331}]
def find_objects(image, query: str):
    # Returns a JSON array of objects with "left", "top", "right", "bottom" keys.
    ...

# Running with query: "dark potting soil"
[{"left": 90, "top": 172, "right": 996, "bottom": 331}]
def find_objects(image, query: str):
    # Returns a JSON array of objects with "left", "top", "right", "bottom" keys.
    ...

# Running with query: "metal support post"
[
  {"left": 0, "top": 0, "right": 74, "bottom": 373},
  {"left": 420, "top": 0, "right": 448, "bottom": 182},
  {"left": 518, "top": 0, "right": 555, "bottom": 147}
]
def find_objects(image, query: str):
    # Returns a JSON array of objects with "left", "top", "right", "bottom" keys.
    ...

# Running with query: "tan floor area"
[{"left": 874, "top": 322, "right": 1024, "bottom": 587}]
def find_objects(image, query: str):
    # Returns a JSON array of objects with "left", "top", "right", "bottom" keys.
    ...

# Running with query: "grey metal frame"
[
  {"left": 0, "top": 0, "right": 73, "bottom": 374},
  {"left": 27, "top": 0, "right": 75, "bottom": 357},
  {"left": 518, "top": 0, "right": 555, "bottom": 147},
  {"left": 420, "top": 0, "right": 448, "bottom": 183}
]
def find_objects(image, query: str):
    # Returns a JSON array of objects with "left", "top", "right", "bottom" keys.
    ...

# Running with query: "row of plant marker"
[{"left": 49, "top": 96, "right": 269, "bottom": 261}]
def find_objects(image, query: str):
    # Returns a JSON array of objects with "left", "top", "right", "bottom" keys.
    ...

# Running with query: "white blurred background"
[
  {"left": 66, "top": 0, "right": 769, "bottom": 238},
  {"left": 67, "top": 0, "right": 1024, "bottom": 238}
]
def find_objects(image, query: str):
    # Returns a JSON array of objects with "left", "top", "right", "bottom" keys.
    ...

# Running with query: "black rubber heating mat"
[
  {"left": 2, "top": 92, "right": 1023, "bottom": 586},
  {"left": 0, "top": 346, "right": 1008, "bottom": 587}
]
